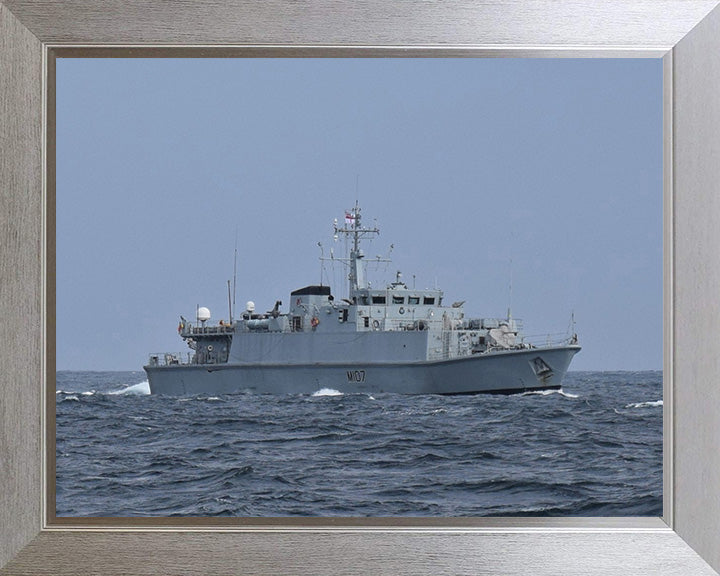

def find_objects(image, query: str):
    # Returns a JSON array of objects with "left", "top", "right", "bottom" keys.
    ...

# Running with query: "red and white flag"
[{"left": 345, "top": 212, "right": 356, "bottom": 226}]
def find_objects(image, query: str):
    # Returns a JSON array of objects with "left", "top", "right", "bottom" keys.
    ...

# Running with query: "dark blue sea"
[{"left": 55, "top": 371, "right": 662, "bottom": 517}]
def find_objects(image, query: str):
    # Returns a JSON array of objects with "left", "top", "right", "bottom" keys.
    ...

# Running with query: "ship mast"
[{"left": 332, "top": 201, "right": 382, "bottom": 295}]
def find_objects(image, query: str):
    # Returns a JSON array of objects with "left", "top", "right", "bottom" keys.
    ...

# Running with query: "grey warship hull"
[{"left": 145, "top": 345, "right": 580, "bottom": 396}]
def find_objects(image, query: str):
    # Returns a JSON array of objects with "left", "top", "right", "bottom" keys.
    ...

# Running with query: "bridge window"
[
  {"left": 408, "top": 296, "right": 420, "bottom": 305},
  {"left": 423, "top": 297, "right": 435, "bottom": 305},
  {"left": 372, "top": 295, "right": 386, "bottom": 304},
  {"left": 392, "top": 295, "right": 405, "bottom": 305}
]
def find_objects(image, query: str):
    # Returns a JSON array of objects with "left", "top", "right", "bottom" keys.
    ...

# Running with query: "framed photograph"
[
  {"left": 2, "top": 1, "right": 720, "bottom": 575},
  {"left": 52, "top": 56, "right": 663, "bottom": 521}
]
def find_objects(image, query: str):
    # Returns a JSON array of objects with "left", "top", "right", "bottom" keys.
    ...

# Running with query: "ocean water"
[{"left": 56, "top": 371, "right": 662, "bottom": 517}]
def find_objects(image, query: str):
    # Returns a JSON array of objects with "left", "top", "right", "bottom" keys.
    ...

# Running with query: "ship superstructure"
[{"left": 145, "top": 204, "right": 580, "bottom": 395}]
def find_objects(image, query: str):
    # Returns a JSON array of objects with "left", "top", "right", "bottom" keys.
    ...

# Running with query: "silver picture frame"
[{"left": 2, "top": 1, "right": 720, "bottom": 574}]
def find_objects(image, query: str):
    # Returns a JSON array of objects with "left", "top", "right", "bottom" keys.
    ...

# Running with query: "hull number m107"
[{"left": 347, "top": 370, "right": 366, "bottom": 383}]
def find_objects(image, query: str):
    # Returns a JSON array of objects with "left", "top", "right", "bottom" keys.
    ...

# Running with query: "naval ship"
[{"left": 145, "top": 205, "right": 580, "bottom": 396}]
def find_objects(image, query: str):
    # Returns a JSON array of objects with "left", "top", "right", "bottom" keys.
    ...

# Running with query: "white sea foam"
[
  {"left": 312, "top": 388, "right": 343, "bottom": 397},
  {"left": 625, "top": 400, "right": 663, "bottom": 409},
  {"left": 109, "top": 380, "right": 151, "bottom": 395},
  {"left": 521, "top": 389, "right": 578, "bottom": 398},
  {"left": 57, "top": 389, "right": 95, "bottom": 396},
  {"left": 64, "top": 394, "right": 79, "bottom": 402}
]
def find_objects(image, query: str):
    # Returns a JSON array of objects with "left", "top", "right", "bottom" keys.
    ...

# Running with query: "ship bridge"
[{"left": 351, "top": 287, "right": 443, "bottom": 308}]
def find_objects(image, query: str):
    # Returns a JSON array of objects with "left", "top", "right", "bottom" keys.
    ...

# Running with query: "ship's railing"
[
  {"left": 147, "top": 352, "right": 193, "bottom": 367},
  {"left": 391, "top": 318, "right": 442, "bottom": 331},
  {"left": 387, "top": 317, "right": 526, "bottom": 332},
  {"left": 520, "top": 332, "right": 578, "bottom": 348},
  {"left": 426, "top": 330, "right": 578, "bottom": 361},
  {"left": 182, "top": 324, "right": 235, "bottom": 336},
  {"left": 465, "top": 318, "right": 525, "bottom": 331}
]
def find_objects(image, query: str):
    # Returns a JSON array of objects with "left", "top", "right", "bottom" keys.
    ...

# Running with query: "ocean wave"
[
  {"left": 521, "top": 389, "right": 579, "bottom": 399},
  {"left": 625, "top": 400, "right": 663, "bottom": 409},
  {"left": 312, "top": 388, "right": 343, "bottom": 397},
  {"left": 108, "top": 381, "right": 151, "bottom": 396},
  {"left": 55, "top": 370, "right": 663, "bottom": 517}
]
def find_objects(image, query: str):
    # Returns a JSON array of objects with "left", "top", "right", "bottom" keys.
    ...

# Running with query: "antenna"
[
  {"left": 227, "top": 279, "right": 232, "bottom": 324},
  {"left": 508, "top": 258, "right": 513, "bottom": 321},
  {"left": 232, "top": 229, "right": 238, "bottom": 324},
  {"left": 317, "top": 242, "right": 324, "bottom": 286}
]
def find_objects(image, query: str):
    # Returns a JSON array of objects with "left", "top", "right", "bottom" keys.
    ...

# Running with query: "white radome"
[{"left": 197, "top": 307, "right": 211, "bottom": 322}]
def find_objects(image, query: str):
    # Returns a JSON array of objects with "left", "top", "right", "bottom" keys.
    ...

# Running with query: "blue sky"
[{"left": 56, "top": 58, "right": 662, "bottom": 371}]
